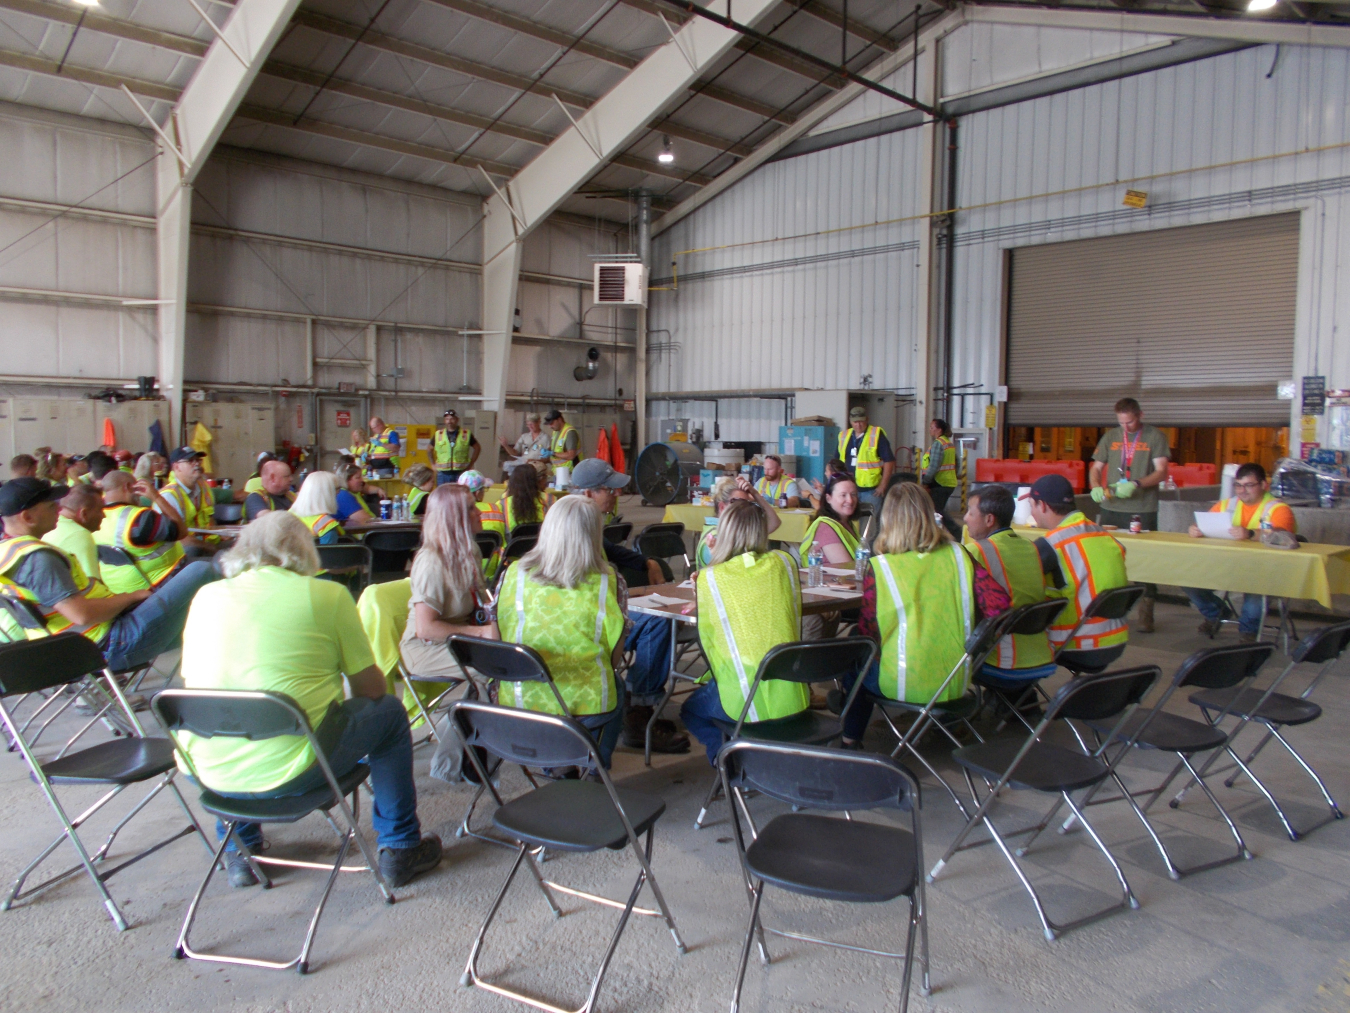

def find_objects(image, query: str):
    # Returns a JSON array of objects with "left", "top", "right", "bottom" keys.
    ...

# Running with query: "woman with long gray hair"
[{"left": 496, "top": 494, "right": 627, "bottom": 770}]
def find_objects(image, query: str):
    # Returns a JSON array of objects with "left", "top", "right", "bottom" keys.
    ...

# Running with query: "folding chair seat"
[
  {"left": 695, "top": 639, "right": 876, "bottom": 830},
  {"left": 719, "top": 740, "right": 927, "bottom": 1013},
  {"left": 0, "top": 634, "right": 206, "bottom": 931},
  {"left": 1053, "top": 585, "right": 1146, "bottom": 676},
  {"left": 152, "top": 689, "right": 394, "bottom": 973},
  {"left": 451, "top": 690, "right": 685, "bottom": 1013},
  {"left": 1065, "top": 642, "right": 1275, "bottom": 879},
  {"left": 1177, "top": 619, "right": 1350, "bottom": 841},
  {"left": 930, "top": 665, "right": 1161, "bottom": 941}
]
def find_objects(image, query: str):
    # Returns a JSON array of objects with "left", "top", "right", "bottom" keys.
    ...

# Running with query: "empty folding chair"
[
  {"left": 719, "top": 740, "right": 927, "bottom": 1013},
  {"left": 1177, "top": 619, "right": 1350, "bottom": 841},
  {"left": 362, "top": 529, "right": 420, "bottom": 581},
  {"left": 929, "top": 665, "right": 1161, "bottom": 941},
  {"left": 635, "top": 522, "right": 690, "bottom": 578},
  {"left": 452, "top": 697, "right": 685, "bottom": 1013},
  {"left": 603, "top": 521, "right": 633, "bottom": 545},
  {"left": 508, "top": 520, "right": 542, "bottom": 541},
  {"left": 1054, "top": 585, "right": 1147, "bottom": 675},
  {"left": 694, "top": 639, "right": 877, "bottom": 830},
  {"left": 0, "top": 634, "right": 206, "bottom": 931},
  {"left": 152, "top": 688, "right": 394, "bottom": 973},
  {"left": 1069, "top": 642, "right": 1275, "bottom": 879},
  {"left": 316, "top": 543, "right": 373, "bottom": 598},
  {"left": 862, "top": 611, "right": 1019, "bottom": 816}
]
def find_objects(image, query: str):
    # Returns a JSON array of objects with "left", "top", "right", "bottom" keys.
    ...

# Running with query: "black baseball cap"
[
  {"left": 169, "top": 446, "right": 204, "bottom": 464},
  {"left": 543, "top": 409, "right": 563, "bottom": 422},
  {"left": 443, "top": 409, "right": 458, "bottom": 419},
  {"left": 1021, "top": 474, "right": 1076, "bottom": 511},
  {"left": 0, "top": 478, "right": 68, "bottom": 517}
]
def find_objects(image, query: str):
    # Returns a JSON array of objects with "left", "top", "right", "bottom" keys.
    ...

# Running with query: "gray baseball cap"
[{"left": 569, "top": 458, "right": 629, "bottom": 490}]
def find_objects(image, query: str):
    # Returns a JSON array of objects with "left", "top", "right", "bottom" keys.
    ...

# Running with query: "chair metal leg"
[
  {"left": 695, "top": 769, "right": 723, "bottom": 829},
  {"left": 730, "top": 882, "right": 765, "bottom": 1013}
]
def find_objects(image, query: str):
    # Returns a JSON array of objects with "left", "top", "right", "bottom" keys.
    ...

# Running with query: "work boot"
[
  {"left": 1238, "top": 630, "right": 1259, "bottom": 644},
  {"left": 622, "top": 705, "right": 689, "bottom": 753},
  {"left": 1135, "top": 597, "right": 1155, "bottom": 633},
  {"left": 226, "top": 848, "right": 261, "bottom": 889},
  {"left": 1197, "top": 617, "right": 1222, "bottom": 638},
  {"left": 379, "top": 834, "right": 443, "bottom": 888}
]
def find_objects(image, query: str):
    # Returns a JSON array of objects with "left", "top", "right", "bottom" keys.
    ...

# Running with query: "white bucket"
[{"left": 554, "top": 464, "right": 571, "bottom": 490}]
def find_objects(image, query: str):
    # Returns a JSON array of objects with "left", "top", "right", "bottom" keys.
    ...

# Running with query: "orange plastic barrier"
[
  {"left": 1167, "top": 463, "right": 1217, "bottom": 488},
  {"left": 975, "top": 459, "right": 1086, "bottom": 493}
]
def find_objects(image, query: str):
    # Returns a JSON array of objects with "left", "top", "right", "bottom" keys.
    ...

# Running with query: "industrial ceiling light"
[
  {"left": 1247, "top": 0, "right": 1277, "bottom": 10},
  {"left": 657, "top": 135, "right": 675, "bottom": 164},
  {"left": 70, "top": 0, "right": 99, "bottom": 6}
]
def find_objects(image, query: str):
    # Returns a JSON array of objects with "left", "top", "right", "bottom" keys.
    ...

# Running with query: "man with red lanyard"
[{"left": 1088, "top": 397, "right": 1170, "bottom": 632}]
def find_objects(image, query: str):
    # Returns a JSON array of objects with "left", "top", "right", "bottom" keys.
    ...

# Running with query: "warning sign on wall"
[{"left": 336, "top": 410, "right": 351, "bottom": 428}]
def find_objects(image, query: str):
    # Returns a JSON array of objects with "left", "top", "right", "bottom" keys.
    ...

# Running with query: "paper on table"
[
  {"left": 1012, "top": 487, "right": 1034, "bottom": 527},
  {"left": 1194, "top": 511, "right": 1242, "bottom": 539},
  {"left": 804, "top": 585, "right": 860, "bottom": 599},
  {"left": 678, "top": 579, "right": 695, "bottom": 588},
  {"left": 822, "top": 566, "right": 854, "bottom": 576},
  {"left": 630, "top": 593, "right": 688, "bottom": 608}
]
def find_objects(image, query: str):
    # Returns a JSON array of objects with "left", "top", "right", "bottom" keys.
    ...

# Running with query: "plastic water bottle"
[
  {"left": 854, "top": 544, "right": 871, "bottom": 584},
  {"left": 398, "top": 495, "right": 407, "bottom": 520},
  {"left": 807, "top": 545, "right": 824, "bottom": 588}
]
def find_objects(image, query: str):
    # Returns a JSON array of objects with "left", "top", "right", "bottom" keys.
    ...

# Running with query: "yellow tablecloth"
[
  {"left": 370, "top": 478, "right": 506, "bottom": 504},
  {"left": 662, "top": 504, "right": 816, "bottom": 546},
  {"left": 1012, "top": 528, "right": 1350, "bottom": 607}
]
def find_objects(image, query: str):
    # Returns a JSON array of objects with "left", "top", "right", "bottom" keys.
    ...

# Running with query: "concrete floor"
[{"left": 2, "top": 496, "right": 1349, "bottom": 1013}]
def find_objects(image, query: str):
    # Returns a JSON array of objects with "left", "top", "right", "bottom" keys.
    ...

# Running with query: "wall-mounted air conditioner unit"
[{"left": 593, "top": 262, "right": 647, "bottom": 307}]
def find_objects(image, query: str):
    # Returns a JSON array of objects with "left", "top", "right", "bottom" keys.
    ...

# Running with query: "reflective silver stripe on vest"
[
  {"left": 705, "top": 566, "right": 758, "bottom": 723},
  {"left": 874, "top": 555, "right": 908, "bottom": 701},
  {"left": 594, "top": 570, "right": 610, "bottom": 713},
  {"left": 513, "top": 568, "right": 527, "bottom": 708}
]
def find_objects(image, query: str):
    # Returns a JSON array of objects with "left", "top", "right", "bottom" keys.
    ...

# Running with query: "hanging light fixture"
[
  {"left": 657, "top": 135, "right": 675, "bottom": 164},
  {"left": 1247, "top": 0, "right": 1276, "bottom": 10}
]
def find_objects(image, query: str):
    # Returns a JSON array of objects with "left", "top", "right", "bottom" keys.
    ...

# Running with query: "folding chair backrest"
[
  {"left": 603, "top": 522, "right": 633, "bottom": 545},
  {"left": 721, "top": 739, "right": 918, "bottom": 813},
  {"left": 1049, "top": 665, "right": 1160, "bottom": 723},
  {"left": 966, "top": 611, "right": 1021, "bottom": 665},
  {"left": 448, "top": 635, "right": 548, "bottom": 683},
  {"left": 363, "top": 530, "right": 422, "bottom": 551},
  {"left": 1291, "top": 619, "right": 1350, "bottom": 665},
  {"left": 152, "top": 688, "right": 309, "bottom": 741},
  {"left": 509, "top": 521, "right": 542, "bottom": 541},
  {"left": 1008, "top": 598, "right": 1068, "bottom": 637},
  {"left": 0, "top": 592, "right": 48, "bottom": 632},
  {"left": 214, "top": 502, "right": 244, "bottom": 524},
  {"left": 317, "top": 543, "right": 373, "bottom": 572},
  {"left": 635, "top": 522, "right": 687, "bottom": 563},
  {"left": 475, "top": 531, "right": 502, "bottom": 558},
  {"left": 1174, "top": 642, "right": 1275, "bottom": 691},
  {"left": 755, "top": 638, "right": 877, "bottom": 688},
  {"left": 503, "top": 536, "right": 536, "bottom": 562},
  {"left": 1082, "top": 584, "right": 1146, "bottom": 623},
  {"left": 0, "top": 633, "right": 105, "bottom": 696},
  {"left": 451, "top": 699, "right": 593, "bottom": 769}
]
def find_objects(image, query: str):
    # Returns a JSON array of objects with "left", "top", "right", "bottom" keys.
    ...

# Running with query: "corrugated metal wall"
[{"left": 651, "top": 31, "right": 1350, "bottom": 445}]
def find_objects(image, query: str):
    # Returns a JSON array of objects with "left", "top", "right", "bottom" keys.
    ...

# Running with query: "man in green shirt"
[
  {"left": 42, "top": 483, "right": 104, "bottom": 581},
  {"left": 1089, "top": 397, "right": 1170, "bottom": 631}
]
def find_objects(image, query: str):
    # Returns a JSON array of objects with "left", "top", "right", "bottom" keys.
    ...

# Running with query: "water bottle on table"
[
  {"left": 854, "top": 544, "right": 871, "bottom": 584},
  {"left": 806, "top": 545, "right": 824, "bottom": 588}
]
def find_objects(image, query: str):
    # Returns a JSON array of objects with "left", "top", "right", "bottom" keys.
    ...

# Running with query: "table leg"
[{"left": 645, "top": 615, "right": 682, "bottom": 768}]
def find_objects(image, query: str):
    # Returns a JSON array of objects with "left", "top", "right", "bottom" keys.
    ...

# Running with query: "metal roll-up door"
[{"left": 1006, "top": 213, "right": 1298, "bottom": 426}]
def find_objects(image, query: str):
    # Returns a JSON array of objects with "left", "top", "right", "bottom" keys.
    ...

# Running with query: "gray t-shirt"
[
  {"left": 13, "top": 547, "right": 80, "bottom": 609},
  {"left": 1092, "top": 424, "right": 1170, "bottom": 513}
]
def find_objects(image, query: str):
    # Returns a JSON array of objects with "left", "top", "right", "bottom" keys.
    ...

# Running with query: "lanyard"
[{"left": 1119, "top": 427, "right": 1142, "bottom": 473}]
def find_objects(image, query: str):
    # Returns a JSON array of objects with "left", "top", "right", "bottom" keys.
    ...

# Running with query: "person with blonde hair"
[
  {"left": 694, "top": 473, "right": 781, "bottom": 567},
  {"left": 178, "top": 511, "right": 442, "bottom": 889},
  {"left": 402, "top": 464, "right": 436, "bottom": 517},
  {"left": 680, "top": 499, "right": 806, "bottom": 764},
  {"left": 346, "top": 428, "right": 370, "bottom": 466},
  {"left": 838, "top": 482, "right": 1011, "bottom": 746},
  {"left": 35, "top": 450, "right": 67, "bottom": 484},
  {"left": 290, "top": 471, "right": 344, "bottom": 544},
  {"left": 496, "top": 495, "right": 627, "bottom": 770}
]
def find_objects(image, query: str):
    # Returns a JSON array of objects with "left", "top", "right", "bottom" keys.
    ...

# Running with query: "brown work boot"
[
  {"left": 1197, "top": 617, "right": 1222, "bottom": 638},
  {"left": 622, "top": 705, "right": 690, "bottom": 753},
  {"left": 1135, "top": 597, "right": 1155, "bottom": 633}
]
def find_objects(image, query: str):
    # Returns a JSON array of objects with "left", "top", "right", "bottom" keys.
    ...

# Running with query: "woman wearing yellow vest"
[
  {"left": 346, "top": 428, "right": 370, "bottom": 467},
  {"left": 290, "top": 472, "right": 345, "bottom": 545},
  {"left": 840, "top": 483, "right": 1011, "bottom": 746},
  {"left": 800, "top": 476, "right": 861, "bottom": 639},
  {"left": 695, "top": 475, "right": 782, "bottom": 567},
  {"left": 920, "top": 418, "right": 960, "bottom": 534},
  {"left": 503, "top": 461, "right": 548, "bottom": 533},
  {"left": 496, "top": 495, "right": 627, "bottom": 770},
  {"left": 400, "top": 464, "right": 436, "bottom": 517},
  {"left": 681, "top": 500, "right": 806, "bottom": 764}
]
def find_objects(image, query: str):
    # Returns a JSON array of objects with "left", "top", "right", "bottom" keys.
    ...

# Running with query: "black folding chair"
[
  {"left": 972, "top": 598, "right": 1069, "bottom": 730},
  {"left": 694, "top": 639, "right": 877, "bottom": 830},
  {"left": 474, "top": 530, "right": 502, "bottom": 560},
  {"left": 509, "top": 520, "right": 542, "bottom": 541},
  {"left": 635, "top": 522, "right": 690, "bottom": 578},
  {"left": 0, "top": 634, "right": 206, "bottom": 931},
  {"left": 929, "top": 665, "right": 1161, "bottom": 941},
  {"left": 603, "top": 521, "right": 633, "bottom": 545},
  {"left": 152, "top": 688, "right": 394, "bottom": 974},
  {"left": 1053, "top": 584, "right": 1146, "bottom": 674},
  {"left": 316, "top": 543, "right": 373, "bottom": 598},
  {"left": 362, "top": 529, "right": 421, "bottom": 581},
  {"left": 502, "top": 535, "right": 536, "bottom": 564},
  {"left": 720, "top": 740, "right": 927, "bottom": 1013},
  {"left": 1064, "top": 642, "right": 1275, "bottom": 879},
  {"left": 1174, "top": 619, "right": 1350, "bottom": 841},
  {"left": 213, "top": 502, "right": 244, "bottom": 524},
  {"left": 452, "top": 697, "right": 686, "bottom": 1013},
  {"left": 864, "top": 611, "right": 1020, "bottom": 816}
]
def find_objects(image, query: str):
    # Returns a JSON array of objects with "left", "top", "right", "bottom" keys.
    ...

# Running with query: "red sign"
[
  {"left": 336, "top": 410, "right": 351, "bottom": 428},
  {"left": 296, "top": 405, "right": 304, "bottom": 429}
]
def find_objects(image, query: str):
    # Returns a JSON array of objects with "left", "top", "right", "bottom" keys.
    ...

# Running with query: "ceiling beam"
[
  {"left": 621, "top": 0, "right": 901, "bottom": 53},
  {"left": 964, "top": 4, "right": 1350, "bottom": 46},
  {"left": 0, "top": 0, "right": 207, "bottom": 55},
  {"left": 0, "top": 48, "right": 180, "bottom": 102}
]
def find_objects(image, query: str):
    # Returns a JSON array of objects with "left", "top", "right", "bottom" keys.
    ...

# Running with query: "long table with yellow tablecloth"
[
  {"left": 662, "top": 503, "right": 816, "bottom": 547},
  {"left": 1010, "top": 527, "right": 1350, "bottom": 608},
  {"left": 368, "top": 478, "right": 507, "bottom": 503}
]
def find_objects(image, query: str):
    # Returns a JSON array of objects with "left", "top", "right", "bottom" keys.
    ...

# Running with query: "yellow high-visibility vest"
[
  {"left": 434, "top": 428, "right": 473, "bottom": 469},
  {"left": 838, "top": 426, "right": 886, "bottom": 489},
  {"left": 94, "top": 503, "right": 184, "bottom": 592},
  {"left": 871, "top": 545, "right": 974, "bottom": 703},
  {"left": 1041, "top": 511, "right": 1129, "bottom": 652},
  {"left": 921, "top": 435, "right": 958, "bottom": 488},
  {"left": 969, "top": 529, "right": 1052, "bottom": 670},
  {"left": 0, "top": 536, "right": 116, "bottom": 644}
]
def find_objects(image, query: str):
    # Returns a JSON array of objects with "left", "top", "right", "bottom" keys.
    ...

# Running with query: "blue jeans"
[
  {"left": 99, "top": 560, "right": 219, "bottom": 672},
  {"left": 570, "top": 680, "right": 626, "bottom": 770},
  {"left": 1185, "top": 587, "right": 1264, "bottom": 634},
  {"left": 214, "top": 695, "right": 421, "bottom": 853},
  {"left": 840, "top": 661, "right": 884, "bottom": 742},
  {"left": 624, "top": 614, "right": 674, "bottom": 706},
  {"left": 436, "top": 470, "right": 463, "bottom": 486},
  {"left": 680, "top": 681, "right": 733, "bottom": 765}
]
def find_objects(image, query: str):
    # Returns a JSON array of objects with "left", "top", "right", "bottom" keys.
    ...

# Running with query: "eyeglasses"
[{"left": 1232, "top": 481, "right": 1262, "bottom": 490}]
